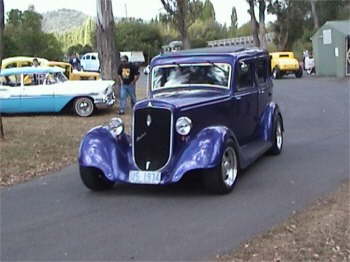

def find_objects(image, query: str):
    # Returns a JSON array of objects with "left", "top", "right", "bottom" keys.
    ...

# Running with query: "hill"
[{"left": 42, "top": 9, "right": 89, "bottom": 34}]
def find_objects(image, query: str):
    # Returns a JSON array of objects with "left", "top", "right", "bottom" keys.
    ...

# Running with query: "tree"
[
  {"left": 247, "top": 0, "right": 260, "bottom": 47},
  {"left": 96, "top": 0, "right": 119, "bottom": 81},
  {"left": 160, "top": 0, "right": 201, "bottom": 49},
  {"left": 258, "top": 0, "right": 267, "bottom": 49},
  {"left": 200, "top": 0, "right": 215, "bottom": 22},
  {"left": 230, "top": 6, "right": 238, "bottom": 34},
  {"left": 4, "top": 7, "right": 63, "bottom": 60},
  {"left": 0, "top": 0, "right": 4, "bottom": 139},
  {"left": 310, "top": 0, "right": 319, "bottom": 30}
]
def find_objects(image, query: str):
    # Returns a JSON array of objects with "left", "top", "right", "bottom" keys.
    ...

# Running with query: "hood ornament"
[{"left": 146, "top": 114, "right": 152, "bottom": 127}]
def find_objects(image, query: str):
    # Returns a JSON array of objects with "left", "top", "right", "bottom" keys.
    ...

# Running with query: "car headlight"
[
  {"left": 104, "top": 86, "right": 111, "bottom": 95},
  {"left": 176, "top": 117, "right": 192, "bottom": 136},
  {"left": 108, "top": 117, "right": 124, "bottom": 137}
]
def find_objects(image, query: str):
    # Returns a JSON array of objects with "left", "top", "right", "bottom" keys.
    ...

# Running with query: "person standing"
[
  {"left": 117, "top": 55, "right": 140, "bottom": 115},
  {"left": 69, "top": 53, "right": 81, "bottom": 71}
]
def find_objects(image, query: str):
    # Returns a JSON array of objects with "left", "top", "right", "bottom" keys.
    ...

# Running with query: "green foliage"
[
  {"left": 115, "top": 18, "right": 163, "bottom": 61},
  {"left": 57, "top": 18, "right": 95, "bottom": 52},
  {"left": 4, "top": 7, "right": 63, "bottom": 60},
  {"left": 189, "top": 20, "right": 228, "bottom": 48},
  {"left": 199, "top": 0, "right": 215, "bottom": 22},
  {"left": 67, "top": 44, "right": 93, "bottom": 56}
]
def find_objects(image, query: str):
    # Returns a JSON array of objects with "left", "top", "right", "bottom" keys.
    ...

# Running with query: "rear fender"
[
  {"left": 171, "top": 126, "right": 240, "bottom": 182},
  {"left": 259, "top": 102, "right": 284, "bottom": 142}
]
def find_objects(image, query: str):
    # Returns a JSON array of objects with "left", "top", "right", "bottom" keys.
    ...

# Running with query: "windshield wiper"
[{"left": 207, "top": 61, "right": 229, "bottom": 74}]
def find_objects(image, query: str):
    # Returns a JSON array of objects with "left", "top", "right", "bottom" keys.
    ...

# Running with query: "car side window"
[
  {"left": 255, "top": 59, "right": 267, "bottom": 84},
  {"left": 91, "top": 56, "right": 96, "bottom": 60},
  {"left": 86, "top": 55, "right": 91, "bottom": 60},
  {"left": 237, "top": 61, "right": 253, "bottom": 90},
  {"left": 0, "top": 74, "right": 21, "bottom": 87},
  {"left": 5, "top": 63, "right": 17, "bottom": 69}
]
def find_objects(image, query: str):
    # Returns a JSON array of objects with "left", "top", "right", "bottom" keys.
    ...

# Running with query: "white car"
[
  {"left": 81, "top": 52, "right": 100, "bottom": 72},
  {"left": 0, "top": 66, "right": 115, "bottom": 117}
]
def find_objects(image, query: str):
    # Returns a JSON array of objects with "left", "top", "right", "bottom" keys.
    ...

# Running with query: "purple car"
[{"left": 78, "top": 47, "right": 284, "bottom": 194}]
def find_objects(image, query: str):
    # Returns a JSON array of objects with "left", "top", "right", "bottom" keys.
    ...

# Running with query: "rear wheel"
[
  {"left": 80, "top": 167, "right": 115, "bottom": 191},
  {"left": 203, "top": 140, "right": 239, "bottom": 194},
  {"left": 74, "top": 97, "right": 94, "bottom": 117},
  {"left": 295, "top": 66, "right": 303, "bottom": 78},
  {"left": 269, "top": 115, "right": 283, "bottom": 155}
]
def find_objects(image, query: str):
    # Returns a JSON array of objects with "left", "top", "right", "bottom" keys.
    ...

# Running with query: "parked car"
[
  {"left": 81, "top": 52, "right": 100, "bottom": 72},
  {"left": 47, "top": 61, "right": 100, "bottom": 80},
  {"left": 1, "top": 56, "right": 49, "bottom": 69},
  {"left": 78, "top": 47, "right": 284, "bottom": 194},
  {"left": 0, "top": 67, "right": 115, "bottom": 117},
  {"left": 270, "top": 51, "right": 302, "bottom": 79}
]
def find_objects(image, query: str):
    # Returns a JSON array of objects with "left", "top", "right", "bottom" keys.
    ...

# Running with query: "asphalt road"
[{"left": 1, "top": 76, "right": 349, "bottom": 261}]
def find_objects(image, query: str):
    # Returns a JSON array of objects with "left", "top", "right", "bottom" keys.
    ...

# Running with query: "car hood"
[{"left": 138, "top": 88, "right": 230, "bottom": 110}]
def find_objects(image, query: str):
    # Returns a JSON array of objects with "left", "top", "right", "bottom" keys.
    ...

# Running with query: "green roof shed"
[{"left": 311, "top": 20, "right": 350, "bottom": 77}]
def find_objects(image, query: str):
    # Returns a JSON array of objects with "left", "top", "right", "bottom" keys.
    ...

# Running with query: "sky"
[{"left": 4, "top": 0, "right": 272, "bottom": 27}]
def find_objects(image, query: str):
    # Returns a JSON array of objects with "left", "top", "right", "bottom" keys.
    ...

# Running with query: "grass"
[
  {"left": 0, "top": 87, "right": 146, "bottom": 187},
  {"left": 217, "top": 181, "right": 350, "bottom": 262}
]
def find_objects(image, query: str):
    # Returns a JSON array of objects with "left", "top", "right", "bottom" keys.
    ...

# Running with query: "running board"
[{"left": 239, "top": 140, "right": 272, "bottom": 169}]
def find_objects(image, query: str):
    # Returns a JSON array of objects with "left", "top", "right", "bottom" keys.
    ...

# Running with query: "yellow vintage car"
[
  {"left": 47, "top": 61, "right": 100, "bottom": 80},
  {"left": 270, "top": 52, "right": 303, "bottom": 79},
  {"left": 1, "top": 56, "right": 49, "bottom": 69}
]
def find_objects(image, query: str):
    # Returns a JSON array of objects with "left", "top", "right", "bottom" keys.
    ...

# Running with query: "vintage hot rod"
[{"left": 78, "top": 47, "right": 284, "bottom": 194}]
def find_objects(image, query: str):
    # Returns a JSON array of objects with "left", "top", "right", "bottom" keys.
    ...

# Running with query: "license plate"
[{"left": 129, "top": 171, "right": 161, "bottom": 184}]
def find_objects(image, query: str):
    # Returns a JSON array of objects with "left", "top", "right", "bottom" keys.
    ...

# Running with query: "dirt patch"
[
  {"left": 0, "top": 87, "right": 146, "bottom": 187},
  {"left": 218, "top": 181, "right": 350, "bottom": 262}
]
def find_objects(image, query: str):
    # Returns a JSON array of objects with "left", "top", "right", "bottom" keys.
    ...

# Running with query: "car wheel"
[
  {"left": 295, "top": 66, "right": 303, "bottom": 78},
  {"left": 269, "top": 115, "right": 283, "bottom": 155},
  {"left": 74, "top": 97, "right": 94, "bottom": 117},
  {"left": 80, "top": 166, "right": 115, "bottom": 191},
  {"left": 272, "top": 67, "right": 280, "bottom": 79},
  {"left": 203, "top": 140, "right": 239, "bottom": 194}
]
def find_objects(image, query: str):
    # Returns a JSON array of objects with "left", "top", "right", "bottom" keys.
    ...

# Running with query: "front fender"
[
  {"left": 259, "top": 102, "right": 284, "bottom": 142},
  {"left": 171, "top": 126, "right": 239, "bottom": 182},
  {"left": 78, "top": 126, "right": 132, "bottom": 181}
]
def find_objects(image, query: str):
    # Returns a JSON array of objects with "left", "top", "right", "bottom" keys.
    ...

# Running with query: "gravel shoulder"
[{"left": 218, "top": 180, "right": 350, "bottom": 262}]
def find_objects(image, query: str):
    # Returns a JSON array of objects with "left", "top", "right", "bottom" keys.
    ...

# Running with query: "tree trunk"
[
  {"left": 258, "top": 0, "right": 267, "bottom": 49},
  {"left": 0, "top": 0, "right": 5, "bottom": 139},
  {"left": 310, "top": 0, "right": 320, "bottom": 30},
  {"left": 96, "top": 0, "right": 119, "bottom": 82},
  {"left": 247, "top": 0, "right": 260, "bottom": 47}
]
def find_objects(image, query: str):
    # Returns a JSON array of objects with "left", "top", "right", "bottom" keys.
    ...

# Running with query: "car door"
[
  {"left": 254, "top": 57, "right": 272, "bottom": 117},
  {"left": 232, "top": 59, "right": 259, "bottom": 145},
  {"left": 0, "top": 74, "right": 22, "bottom": 113},
  {"left": 21, "top": 73, "right": 55, "bottom": 112},
  {"left": 90, "top": 54, "right": 98, "bottom": 71}
]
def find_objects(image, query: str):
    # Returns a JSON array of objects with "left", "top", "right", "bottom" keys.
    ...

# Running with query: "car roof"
[
  {"left": 0, "top": 66, "right": 65, "bottom": 76},
  {"left": 2, "top": 56, "right": 49, "bottom": 64},
  {"left": 161, "top": 46, "right": 266, "bottom": 58}
]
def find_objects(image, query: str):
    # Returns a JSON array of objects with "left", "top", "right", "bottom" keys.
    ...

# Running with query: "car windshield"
[{"left": 152, "top": 63, "right": 231, "bottom": 90}]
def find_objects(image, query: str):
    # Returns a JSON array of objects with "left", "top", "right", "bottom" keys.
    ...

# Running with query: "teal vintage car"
[{"left": 0, "top": 67, "right": 115, "bottom": 116}]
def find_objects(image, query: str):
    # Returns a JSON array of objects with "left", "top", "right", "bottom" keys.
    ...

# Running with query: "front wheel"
[
  {"left": 80, "top": 167, "right": 115, "bottom": 191},
  {"left": 295, "top": 66, "right": 303, "bottom": 78},
  {"left": 203, "top": 140, "right": 239, "bottom": 194},
  {"left": 74, "top": 97, "right": 94, "bottom": 117},
  {"left": 269, "top": 115, "right": 283, "bottom": 155}
]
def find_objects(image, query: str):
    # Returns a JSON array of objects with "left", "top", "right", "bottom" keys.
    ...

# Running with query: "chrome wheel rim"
[
  {"left": 76, "top": 98, "right": 93, "bottom": 116},
  {"left": 221, "top": 147, "right": 238, "bottom": 187},
  {"left": 276, "top": 121, "right": 283, "bottom": 150}
]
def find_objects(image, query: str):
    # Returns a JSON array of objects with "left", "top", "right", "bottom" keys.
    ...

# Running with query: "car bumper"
[{"left": 94, "top": 93, "right": 115, "bottom": 109}]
